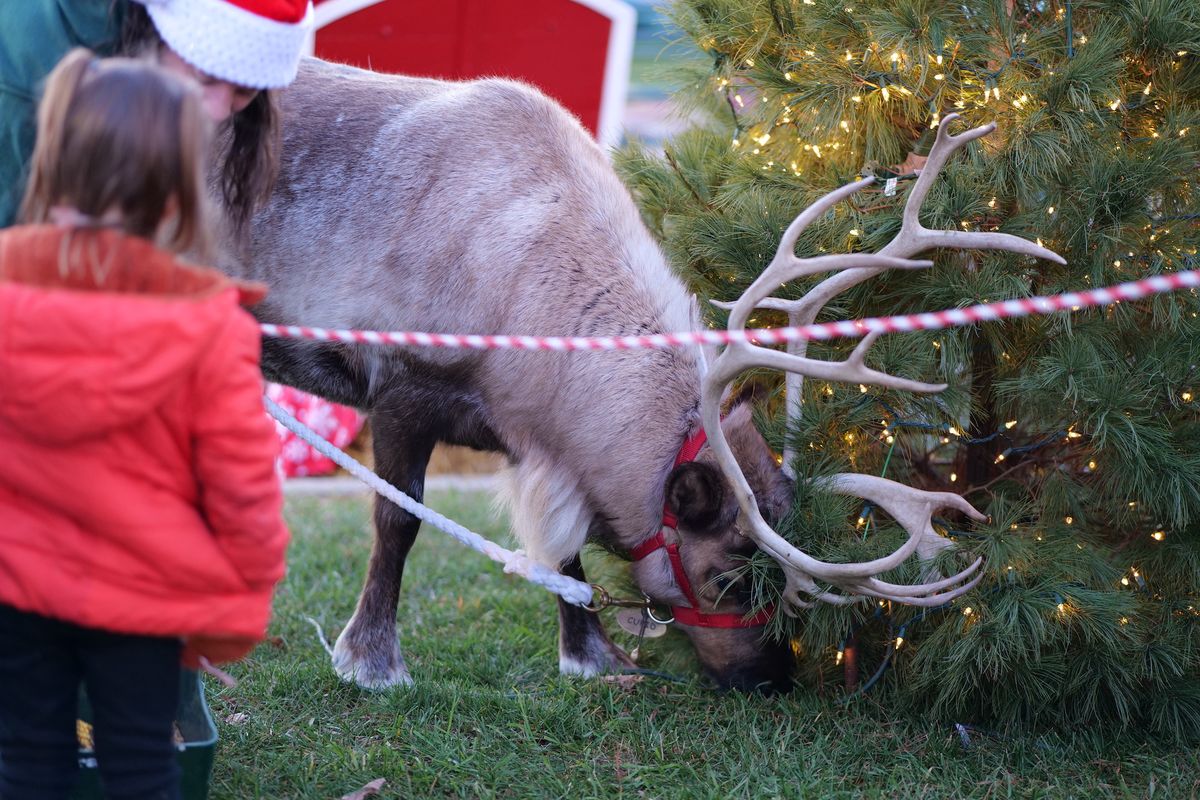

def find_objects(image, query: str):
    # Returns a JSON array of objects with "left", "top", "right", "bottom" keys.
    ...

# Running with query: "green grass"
[{"left": 207, "top": 493, "right": 1200, "bottom": 799}]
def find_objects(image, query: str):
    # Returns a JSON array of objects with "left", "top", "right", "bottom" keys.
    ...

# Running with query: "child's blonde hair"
[{"left": 20, "top": 49, "right": 210, "bottom": 254}]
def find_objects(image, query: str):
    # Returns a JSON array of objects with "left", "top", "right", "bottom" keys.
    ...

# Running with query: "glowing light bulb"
[
  {"left": 1152, "top": 531, "right": 1165, "bottom": 541},
  {"left": 1005, "top": 420, "right": 1017, "bottom": 429},
  {"left": 949, "top": 472, "right": 957, "bottom": 482},
  {"left": 836, "top": 650, "right": 844, "bottom": 664},
  {"left": 1064, "top": 516, "right": 1074, "bottom": 525},
  {"left": 962, "top": 607, "right": 973, "bottom": 616},
  {"left": 1182, "top": 391, "right": 1194, "bottom": 402}
]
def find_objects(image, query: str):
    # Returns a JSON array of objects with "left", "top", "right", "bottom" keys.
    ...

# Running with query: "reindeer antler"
[{"left": 703, "top": 115, "right": 1065, "bottom": 611}]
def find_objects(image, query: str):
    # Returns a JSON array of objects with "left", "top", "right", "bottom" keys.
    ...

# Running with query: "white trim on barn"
[
  {"left": 569, "top": 0, "right": 636, "bottom": 149},
  {"left": 304, "top": 0, "right": 387, "bottom": 55}
]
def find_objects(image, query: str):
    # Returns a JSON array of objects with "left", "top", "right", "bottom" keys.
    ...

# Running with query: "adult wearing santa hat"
[{"left": 0, "top": 0, "right": 314, "bottom": 228}]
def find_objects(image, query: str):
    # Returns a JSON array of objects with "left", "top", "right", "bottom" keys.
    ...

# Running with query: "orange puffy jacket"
[{"left": 0, "top": 225, "right": 289, "bottom": 665}]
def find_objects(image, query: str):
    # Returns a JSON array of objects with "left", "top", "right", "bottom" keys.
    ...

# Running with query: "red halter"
[{"left": 628, "top": 427, "right": 775, "bottom": 629}]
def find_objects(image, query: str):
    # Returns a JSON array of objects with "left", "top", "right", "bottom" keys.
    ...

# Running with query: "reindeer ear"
[{"left": 665, "top": 462, "right": 726, "bottom": 533}]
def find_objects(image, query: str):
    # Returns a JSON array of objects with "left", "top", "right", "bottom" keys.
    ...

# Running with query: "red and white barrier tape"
[{"left": 259, "top": 270, "right": 1200, "bottom": 350}]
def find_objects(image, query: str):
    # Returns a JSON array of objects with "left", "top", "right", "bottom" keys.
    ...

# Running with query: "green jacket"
[{"left": 0, "top": 1, "right": 123, "bottom": 227}]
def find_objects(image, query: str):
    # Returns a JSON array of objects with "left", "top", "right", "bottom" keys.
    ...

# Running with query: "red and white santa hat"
[{"left": 135, "top": 0, "right": 314, "bottom": 90}]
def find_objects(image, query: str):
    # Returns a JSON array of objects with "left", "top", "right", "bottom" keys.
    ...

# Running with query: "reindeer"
[{"left": 219, "top": 58, "right": 1063, "bottom": 692}]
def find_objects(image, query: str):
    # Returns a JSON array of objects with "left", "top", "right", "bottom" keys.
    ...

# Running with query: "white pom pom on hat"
[{"left": 133, "top": 0, "right": 314, "bottom": 90}]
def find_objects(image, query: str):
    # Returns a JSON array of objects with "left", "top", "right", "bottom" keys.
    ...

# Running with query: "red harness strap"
[{"left": 629, "top": 427, "right": 775, "bottom": 629}]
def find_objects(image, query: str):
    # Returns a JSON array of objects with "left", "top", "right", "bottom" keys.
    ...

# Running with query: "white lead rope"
[{"left": 263, "top": 395, "right": 594, "bottom": 607}]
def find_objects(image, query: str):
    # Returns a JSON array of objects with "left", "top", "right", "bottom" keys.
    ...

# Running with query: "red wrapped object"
[{"left": 266, "top": 383, "right": 364, "bottom": 477}]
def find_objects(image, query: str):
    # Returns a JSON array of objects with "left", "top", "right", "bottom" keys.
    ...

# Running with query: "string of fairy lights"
[
  {"left": 706, "top": 1, "right": 1194, "bottom": 198},
  {"left": 817, "top": 386, "right": 1197, "bottom": 683}
]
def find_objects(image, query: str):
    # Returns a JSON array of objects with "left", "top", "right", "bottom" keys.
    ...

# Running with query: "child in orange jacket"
[{"left": 0, "top": 50, "right": 289, "bottom": 799}]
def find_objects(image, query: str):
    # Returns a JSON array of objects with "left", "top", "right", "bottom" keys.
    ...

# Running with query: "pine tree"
[{"left": 617, "top": 0, "right": 1200, "bottom": 740}]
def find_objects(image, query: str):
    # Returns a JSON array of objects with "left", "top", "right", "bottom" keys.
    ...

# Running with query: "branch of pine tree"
[{"left": 663, "top": 148, "right": 712, "bottom": 210}]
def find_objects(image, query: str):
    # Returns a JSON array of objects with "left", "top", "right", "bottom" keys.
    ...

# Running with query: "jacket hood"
[{"left": 0, "top": 226, "right": 267, "bottom": 443}]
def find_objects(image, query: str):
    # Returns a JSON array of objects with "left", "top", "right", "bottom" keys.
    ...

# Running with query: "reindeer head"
[
  {"left": 631, "top": 115, "right": 1063, "bottom": 691},
  {"left": 628, "top": 402, "right": 795, "bottom": 693}
]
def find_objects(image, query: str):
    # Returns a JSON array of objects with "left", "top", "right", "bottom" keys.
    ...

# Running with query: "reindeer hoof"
[
  {"left": 332, "top": 626, "right": 413, "bottom": 689},
  {"left": 559, "top": 640, "right": 637, "bottom": 678}
]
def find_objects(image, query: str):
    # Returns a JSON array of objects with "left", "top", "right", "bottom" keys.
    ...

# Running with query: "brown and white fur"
[{"left": 218, "top": 58, "right": 793, "bottom": 692}]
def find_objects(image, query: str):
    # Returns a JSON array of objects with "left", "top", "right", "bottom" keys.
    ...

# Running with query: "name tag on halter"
[{"left": 615, "top": 608, "right": 668, "bottom": 638}]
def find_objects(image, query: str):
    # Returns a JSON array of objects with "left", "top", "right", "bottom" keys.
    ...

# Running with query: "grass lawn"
[{"left": 206, "top": 492, "right": 1199, "bottom": 799}]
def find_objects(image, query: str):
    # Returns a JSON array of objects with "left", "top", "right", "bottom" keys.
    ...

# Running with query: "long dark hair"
[
  {"left": 120, "top": 2, "right": 280, "bottom": 230},
  {"left": 21, "top": 49, "right": 209, "bottom": 255}
]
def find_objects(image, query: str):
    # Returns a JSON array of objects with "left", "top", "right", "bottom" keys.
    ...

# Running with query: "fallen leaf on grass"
[
  {"left": 338, "top": 778, "right": 386, "bottom": 800},
  {"left": 601, "top": 674, "right": 644, "bottom": 690},
  {"left": 198, "top": 657, "right": 237, "bottom": 688},
  {"left": 224, "top": 712, "right": 249, "bottom": 725}
]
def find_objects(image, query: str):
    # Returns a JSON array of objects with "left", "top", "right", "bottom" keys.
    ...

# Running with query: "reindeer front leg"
[
  {"left": 332, "top": 413, "right": 435, "bottom": 689},
  {"left": 556, "top": 555, "right": 636, "bottom": 677}
]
